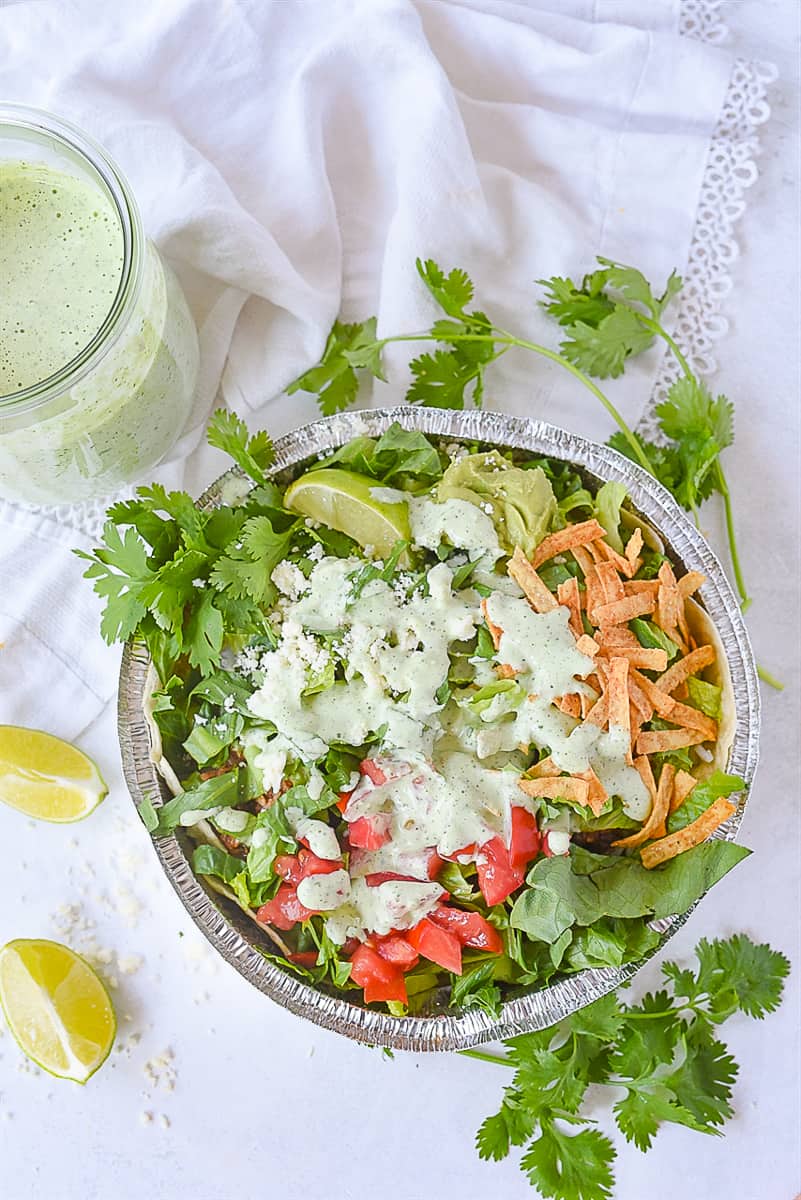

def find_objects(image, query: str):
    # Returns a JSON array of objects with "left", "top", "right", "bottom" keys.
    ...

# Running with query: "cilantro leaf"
[
  {"left": 207, "top": 409, "right": 275, "bottom": 485},
  {"left": 416, "top": 257, "right": 474, "bottom": 316},
  {"left": 77, "top": 524, "right": 155, "bottom": 643},
  {"left": 538, "top": 274, "right": 615, "bottom": 328},
  {"left": 664, "top": 1024, "right": 737, "bottom": 1128},
  {"left": 694, "top": 934, "right": 791, "bottom": 1020},
  {"left": 407, "top": 348, "right": 485, "bottom": 409},
  {"left": 521, "top": 1123, "right": 616, "bottom": 1200},
  {"left": 476, "top": 1096, "right": 537, "bottom": 1161},
  {"left": 288, "top": 319, "right": 380, "bottom": 414},
  {"left": 557, "top": 306, "right": 655, "bottom": 379},
  {"left": 614, "top": 1080, "right": 704, "bottom": 1151}
]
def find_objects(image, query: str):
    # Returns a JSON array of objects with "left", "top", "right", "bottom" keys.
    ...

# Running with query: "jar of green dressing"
[{"left": 0, "top": 105, "right": 199, "bottom": 505}]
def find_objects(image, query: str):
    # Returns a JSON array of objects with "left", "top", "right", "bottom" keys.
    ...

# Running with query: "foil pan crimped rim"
[{"left": 118, "top": 407, "right": 760, "bottom": 1051}]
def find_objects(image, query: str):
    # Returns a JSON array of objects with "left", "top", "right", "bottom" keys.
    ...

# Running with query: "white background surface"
[{"left": 0, "top": 2, "right": 799, "bottom": 1198}]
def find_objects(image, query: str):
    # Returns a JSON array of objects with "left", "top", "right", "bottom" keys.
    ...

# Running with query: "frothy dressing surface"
[{"left": 0, "top": 160, "right": 123, "bottom": 394}]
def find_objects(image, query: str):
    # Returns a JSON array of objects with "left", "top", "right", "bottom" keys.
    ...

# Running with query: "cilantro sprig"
[
  {"left": 539, "top": 258, "right": 750, "bottom": 616},
  {"left": 77, "top": 410, "right": 295, "bottom": 679},
  {"left": 290, "top": 258, "right": 653, "bottom": 474},
  {"left": 463, "top": 934, "right": 789, "bottom": 1200}
]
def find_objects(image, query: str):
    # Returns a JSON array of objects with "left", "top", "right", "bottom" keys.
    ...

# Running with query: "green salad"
[{"left": 80, "top": 416, "right": 748, "bottom": 1017}]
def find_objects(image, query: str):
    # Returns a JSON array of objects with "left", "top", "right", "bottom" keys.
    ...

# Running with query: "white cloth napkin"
[{"left": 0, "top": 0, "right": 737, "bottom": 738}]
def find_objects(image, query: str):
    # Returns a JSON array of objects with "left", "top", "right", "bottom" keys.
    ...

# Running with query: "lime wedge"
[
  {"left": 0, "top": 939, "right": 116, "bottom": 1083},
  {"left": 285, "top": 468, "right": 410, "bottom": 559},
  {"left": 0, "top": 726, "right": 107, "bottom": 822}
]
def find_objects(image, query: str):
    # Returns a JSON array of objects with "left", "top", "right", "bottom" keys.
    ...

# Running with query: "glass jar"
[{"left": 0, "top": 104, "right": 199, "bottom": 505}]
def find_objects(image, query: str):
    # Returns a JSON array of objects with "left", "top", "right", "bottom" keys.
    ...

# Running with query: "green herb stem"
[
  {"left": 637, "top": 313, "right": 754, "bottom": 614},
  {"left": 757, "top": 664, "right": 785, "bottom": 692},
  {"left": 379, "top": 330, "right": 656, "bottom": 476},
  {"left": 713, "top": 460, "right": 751, "bottom": 613},
  {"left": 459, "top": 1047, "right": 510, "bottom": 1067}
]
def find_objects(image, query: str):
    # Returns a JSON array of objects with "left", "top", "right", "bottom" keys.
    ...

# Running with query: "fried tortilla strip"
[
  {"left": 636, "top": 727, "right": 707, "bottom": 755},
  {"left": 606, "top": 656, "right": 630, "bottom": 736},
  {"left": 623, "top": 580, "right": 660, "bottom": 597},
  {"left": 598, "top": 643, "right": 668, "bottom": 672},
  {"left": 571, "top": 544, "right": 595, "bottom": 577},
  {"left": 556, "top": 693, "right": 582, "bottom": 719},
  {"left": 596, "top": 626, "right": 639, "bottom": 648},
  {"left": 594, "top": 591, "right": 656, "bottom": 627},
  {"left": 666, "top": 699, "right": 718, "bottom": 741},
  {"left": 531, "top": 519, "right": 606, "bottom": 569},
  {"left": 629, "top": 705, "right": 644, "bottom": 751},
  {"left": 595, "top": 561, "right": 625, "bottom": 607},
  {"left": 584, "top": 565, "right": 603, "bottom": 623},
  {"left": 596, "top": 538, "right": 638, "bottom": 579},
  {"left": 613, "top": 762, "right": 674, "bottom": 848},
  {"left": 576, "top": 767, "right": 609, "bottom": 817},
  {"left": 609, "top": 763, "right": 671, "bottom": 849},
  {"left": 625, "top": 527, "right": 643, "bottom": 569},
  {"left": 496, "top": 662, "right": 517, "bottom": 679},
  {"left": 519, "top": 776, "right": 590, "bottom": 806},
  {"left": 575, "top": 634, "right": 599, "bottom": 657},
  {"left": 557, "top": 576, "right": 583, "bottom": 638},
  {"left": 640, "top": 797, "right": 737, "bottom": 868},
  {"left": 585, "top": 691, "right": 609, "bottom": 728},
  {"left": 629, "top": 669, "right": 677, "bottom": 719},
  {"left": 677, "top": 570, "right": 706, "bottom": 599},
  {"left": 656, "top": 561, "right": 682, "bottom": 635},
  {"left": 480, "top": 598, "right": 502, "bottom": 650},
  {"left": 635, "top": 753, "right": 658, "bottom": 803},
  {"left": 508, "top": 547, "right": 558, "bottom": 613},
  {"left": 657, "top": 644, "right": 716, "bottom": 695},
  {"left": 526, "top": 755, "right": 557, "bottom": 779},
  {"left": 670, "top": 768, "right": 698, "bottom": 813},
  {"left": 579, "top": 691, "right": 596, "bottom": 719},
  {"left": 626, "top": 677, "right": 655, "bottom": 723}
]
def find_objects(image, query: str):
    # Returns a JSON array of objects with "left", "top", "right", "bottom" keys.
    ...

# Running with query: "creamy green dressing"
[
  {"left": 0, "top": 160, "right": 198, "bottom": 505},
  {"left": 244, "top": 534, "right": 650, "bottom": 940},
  {"left": 0, "top": 160, "right": 123, "bottom": 393},
  {"left": 249, "top": 556, "right": 478, "bottom": 757},
  {"left": 409, "top": 494, "right": 503, "bottom": 561}
]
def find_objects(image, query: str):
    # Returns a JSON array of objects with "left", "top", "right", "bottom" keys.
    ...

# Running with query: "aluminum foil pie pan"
[{"left": 118, "top": 406, "right": 760, "bottom": 1051}]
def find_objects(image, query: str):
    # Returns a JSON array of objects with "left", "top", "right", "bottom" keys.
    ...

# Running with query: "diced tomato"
[
  {"left": 364, "top": 871, "right": 410, "bottom": 886},
  {"left": 475, "top": 837, "right": 524, "bottom": 907},
  {"left": 374, "top": 934, "right": 419, "bottom": 970},
  {"left": 429, "top": 905, "right": 503, "bottom": 954},
  {"left": 336, "top": 791, "right": 351, "bottom": 813},
  {"left": 273, "top": 854, "right": 303, "bottom": 884},
  {"left": 442, "top": 843, "right": 477, "bottom": 862},
  {"left": 509, "top": 806, "right": 541, "bottom": 869},
  {"left": 360, "top": 759, "right": 387, "bottom": 786},
  {"left": 298, "top": 849, "right": 342, "bottom": 876},
  {"left": 256, "top": 883, "right": 315, "bottom": 930},
  {"left": 348, "top": 815, "right": 391, "bottom": 850},
  {"left": 407, "top": 917, "right": 463, "bottom": 975},
  {"left": 342, "top": 938, "right": 360, "bottom": 957},
  {"left": 425, "top": 850, "right": 444, "bottom": 880},
  {"left": 349, "top": 944, "right": 408, "bottom": 1005},
  {"left": 287, "top": 951, "right": 319, "bottom": 967}
]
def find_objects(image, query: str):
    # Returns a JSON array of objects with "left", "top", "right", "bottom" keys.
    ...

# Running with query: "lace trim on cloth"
[
  {"left": 9, "top": 3, "right": 778, "bottom": 537},
  {"left": 679, "top": 0, "right": 729, "bottom": 45},
  {"left": 642, "top": 3, "right": 778, "bottom": 435}
]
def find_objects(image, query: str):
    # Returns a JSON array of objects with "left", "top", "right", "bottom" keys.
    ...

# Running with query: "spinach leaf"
[{"left": 511, "top": 841, "right": 750, "bottom": 945}]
